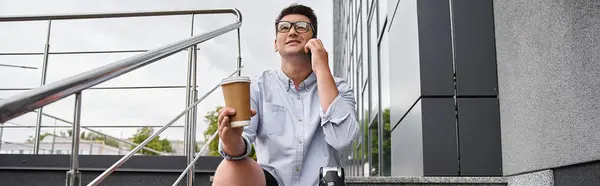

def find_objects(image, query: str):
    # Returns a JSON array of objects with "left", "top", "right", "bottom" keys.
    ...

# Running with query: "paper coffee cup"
[{"left": 221, "top": 76, "right": 251, "bottom": 128}]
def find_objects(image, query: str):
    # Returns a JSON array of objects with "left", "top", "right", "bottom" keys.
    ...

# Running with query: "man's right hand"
[{"left": 218, "top": 107, "right": 256, "bottom": 157}]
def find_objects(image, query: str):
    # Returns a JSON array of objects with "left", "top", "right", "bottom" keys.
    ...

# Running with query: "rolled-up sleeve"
[{"left": 320, "top": 79, "right": 360, "bottom": 151}]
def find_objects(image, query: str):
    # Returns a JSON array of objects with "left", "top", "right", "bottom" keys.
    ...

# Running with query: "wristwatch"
[{"left": 218, "top": 135, "right": 252, "bottom": 160}]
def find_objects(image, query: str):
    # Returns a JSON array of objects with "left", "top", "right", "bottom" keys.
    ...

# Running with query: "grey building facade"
[{"left": 333, "top": 0, "right": 600, "bottom": 184}]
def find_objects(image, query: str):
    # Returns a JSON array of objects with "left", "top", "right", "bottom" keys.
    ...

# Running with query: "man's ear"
[{"left": 273, "top": 39, "right": 278, "bottom": 52}]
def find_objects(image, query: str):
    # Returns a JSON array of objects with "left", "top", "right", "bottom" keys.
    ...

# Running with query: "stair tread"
[{"left": 345, "top": 176, "right": 507, "bottom": 183}]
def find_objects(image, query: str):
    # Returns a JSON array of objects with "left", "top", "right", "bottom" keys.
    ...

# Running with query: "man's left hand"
[{"left": 304, "top": 38, "right": 329, "bottom": 74}]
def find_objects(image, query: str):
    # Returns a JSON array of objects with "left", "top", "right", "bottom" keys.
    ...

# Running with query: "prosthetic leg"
[{"left": 319, "top": 167, "right": 345, "bottom": 186}]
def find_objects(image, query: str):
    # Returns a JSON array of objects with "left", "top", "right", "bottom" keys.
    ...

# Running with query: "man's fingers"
[
  {"left": 251, "top": 109, "right": 257, "bottom": 116},
  {"left": 222, "top": 116, "right": 230, "bottom": 128},
  {"left": 305, "top": 41, "right": 315, "bottom": 53},
  {"left": 218, "top": 115, "right": 227, "bottom": 131},
  {"left": 304, "top": 42, "right": 310, "bottom": 53},
  {"left": 306, "top": 39, "right": 322, "bottom": 52},
  {"left": 311, "top": 39, "right": 324, "bottom": 50},
  {"left": 218, "top": 108, "right": 235, "bottom": 124},
  {"left": 219, "top": 116, "right": 230, "bottom": 135},
  {"left": 316, "top": 38, "right": 325, "bottom": 48}
]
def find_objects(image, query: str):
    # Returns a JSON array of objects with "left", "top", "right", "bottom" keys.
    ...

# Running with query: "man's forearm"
[
  {"left": 222, "top": 136, "right": 246, "bottom": 157},
  {"left": 315, "top": 66, "right": 338, "bottom": 111}
]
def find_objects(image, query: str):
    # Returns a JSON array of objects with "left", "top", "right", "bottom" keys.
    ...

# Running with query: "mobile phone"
[{"left": 307, "top": 35, "right": 317, "bottom": 60}]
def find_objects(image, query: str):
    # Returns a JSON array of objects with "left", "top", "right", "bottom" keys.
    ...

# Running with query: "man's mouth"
[{"left": 286, "top": 40, "right": 301, "bottom": 45}]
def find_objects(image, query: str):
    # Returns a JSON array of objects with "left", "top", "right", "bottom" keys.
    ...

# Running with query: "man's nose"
[{"left": 288, "top": 26, "right": 299, "bottom": 36}]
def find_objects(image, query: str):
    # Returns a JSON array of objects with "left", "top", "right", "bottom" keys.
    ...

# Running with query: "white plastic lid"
[{"left": 221, "top": 76, "right": 251, "bottom": 85}]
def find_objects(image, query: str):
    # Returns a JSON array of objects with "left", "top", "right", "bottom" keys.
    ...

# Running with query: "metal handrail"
[
  {"left": 0, "top": 9, "right": 240, "bottom": 22},
  {"left": 87, "top": 66, "right": 243, "bottom": 186},
  {"left": 0, "top": 8, "right": 244, "bottom": 186},
  {"left": 0, "top": 8, "right": 242, "bottom": 123}
]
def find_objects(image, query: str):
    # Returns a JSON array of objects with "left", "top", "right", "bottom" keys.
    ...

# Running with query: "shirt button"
[
  {"left": 298, "top": 118, "right": 302, "bottom": 122},
  {"left": 297, "top": 97, "right": 300, "bottom": 100},
  {"left": 297, "top": 140, "right": 302, "bottom": 144},
  {"left": 296, "top": 167, "right": 300, "bottom": 172}
]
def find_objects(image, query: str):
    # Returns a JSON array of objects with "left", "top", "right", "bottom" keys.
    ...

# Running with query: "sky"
[{"left": 0, "top": 0, "right": 334, "bottom": 143}]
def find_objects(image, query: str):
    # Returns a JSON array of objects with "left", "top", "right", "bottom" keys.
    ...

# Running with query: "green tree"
[
  {"left": 80, "top": 131, "right": 120, "bottom": 148},
  {"left": 203, "top": 106, "right": 256, "bottom": 160},
  {"left": 61, "top": 130, "right": 120, "bottom": 148},
  {"left": 356, "top": 108, "right": 391, "bottom": 176},
  {"left": 26, "top": 132, "right": 52, "bottom": 143},
  {"left": 130, "top": 127, "right": 173, "bottom": 155}
]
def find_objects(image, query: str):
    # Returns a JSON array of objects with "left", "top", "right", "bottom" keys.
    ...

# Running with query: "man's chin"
[{"left": 281, "top": 50, "right": 309, "bottom": 57}]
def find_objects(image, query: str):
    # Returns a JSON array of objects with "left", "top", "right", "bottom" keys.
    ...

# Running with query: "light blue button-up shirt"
[{"left": 218, "top": 69, "right": 360, "bottom": 186}]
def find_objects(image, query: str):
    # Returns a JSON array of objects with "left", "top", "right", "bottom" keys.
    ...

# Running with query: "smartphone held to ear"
[{"left": 306, "top": 35, "right": 317, "bottom": 60}]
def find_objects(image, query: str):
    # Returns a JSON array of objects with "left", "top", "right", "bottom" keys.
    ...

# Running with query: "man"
[{"left": 212, "top": 4, "right": 359, "bottom": 186}]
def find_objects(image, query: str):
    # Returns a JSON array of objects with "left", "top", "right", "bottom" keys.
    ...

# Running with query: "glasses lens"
[
  {"left": 295, "top": 22, "right": 309, "bottom": 33},
  {"left": 277, "top": 22, "right": 291, "bottom": 32}
]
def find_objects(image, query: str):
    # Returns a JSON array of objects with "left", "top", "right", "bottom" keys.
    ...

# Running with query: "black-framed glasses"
[{"left": 275, "top": 21, "right": 314, "bottom": 33}]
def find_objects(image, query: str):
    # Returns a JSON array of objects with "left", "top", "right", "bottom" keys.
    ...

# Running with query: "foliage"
[
  {"left": 60, "top": 129, "right": 121, "bottom": 148},
  {"left": 356, "top": 108, "right": 391, "bottom": 176},
  {"left": 203, "top": 106, "right": 257, "bottom": 160},
  {"left": 80, "top": 131, "right": 120, "bottom": 148},
  {"left": 26, "top": 132, "right": 52, "bottom": 143},
  {"left": 130, "top": 127, "right": 173, "bottom": 155}
]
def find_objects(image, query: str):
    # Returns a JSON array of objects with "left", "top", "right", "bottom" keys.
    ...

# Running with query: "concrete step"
[{"left": 345, "top": 176, "right": 507, "bottom": 186}]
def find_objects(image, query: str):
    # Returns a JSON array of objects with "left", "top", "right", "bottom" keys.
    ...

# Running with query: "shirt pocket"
[{"left": 261, "top": 102, "right": 287, "bottom": 136}]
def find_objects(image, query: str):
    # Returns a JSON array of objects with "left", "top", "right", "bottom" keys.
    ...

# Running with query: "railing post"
[
  {"left": 0, "top": 123, "right": 4, "bottom": 151},
  {"left": 183, "top": 14, "right": 197, "bottom": 186},
  {"left": 51, "top": 119, "right": 57, "bottom": 154},
  {"left": 66, "top": 92, "right": 83, "bottom": 186},
  {"left": 33, "top": 19, "right": 52, "bottom": 154},
  {"left": 236, "top": 28, "right": 242, "bottom": 76},
  {"left": 187, "top": 44, "right": 199, "bottom": 186}
]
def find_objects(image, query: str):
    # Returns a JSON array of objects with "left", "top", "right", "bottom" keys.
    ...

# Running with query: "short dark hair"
[{"left": 276, "top": 3, "right": 318, "bottom": 37}]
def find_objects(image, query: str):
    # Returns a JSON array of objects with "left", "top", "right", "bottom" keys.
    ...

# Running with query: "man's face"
[{"left": 274, "top": 14, "right": 315, "bottom": 57}]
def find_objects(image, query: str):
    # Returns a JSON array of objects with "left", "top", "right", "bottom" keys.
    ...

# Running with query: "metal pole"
[
  {"left": 51, "top": 119, "right": 57, "bottom": 154},
  {"left": 33, "top": 19, "right": 52, "bottom": 154},
  {"left": 0, "top": 63, "right": 38, "bottom": 69},
  {"left": 183, "top": 14, "right": 195, "bottom": 158},
  {"left": 66, "top": 92, "right": 82, "bottom": 186},
  {"left": 236, "top": 28, "right": 242, "bottom": 76},
  {"left": 187, "top": 44, "right": 198, "bottom": 186},
  {"left": 185, "top": 14, "right": 197, "bottom": 186},
  {"left": 0, "top": 123, "right": 4, "bottom": 151},
  {"left": 119, "top": 132, "right": 122, "bottom": 155}
]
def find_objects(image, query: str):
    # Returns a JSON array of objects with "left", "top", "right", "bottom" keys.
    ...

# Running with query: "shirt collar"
[{"left": 275, "top": 69, "right": 317, "bottom": 92}]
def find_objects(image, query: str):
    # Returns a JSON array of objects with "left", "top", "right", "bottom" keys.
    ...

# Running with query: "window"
[
  {"left": 382, "top": 109, "right": 392, "bottom": 176},
  {"left": 361, "top": 81, "right": 370, "bottom": 176},
  {"left": 361, "top": 0, "right": 369, "bottom": 86},
  {"left": 350, "top": 57, "right": 354, "bottom": 88},
  {"left": 379, "top": 18, "right": 391, "bottom": 177},
  {"left": 378, "top": 0, "right": 388, "bottom": 32},
  {"left": 368, "top": 117, "right": 379, "bottom": 176},
  {"left": 358, "top": 64, "right": 365, "bottom": 177},
  {"left": 351, "top": 0, "right": 355, "bottom": 47},
  {"left": 369, "top": 7, "right": 380, "bottom": 120}
]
